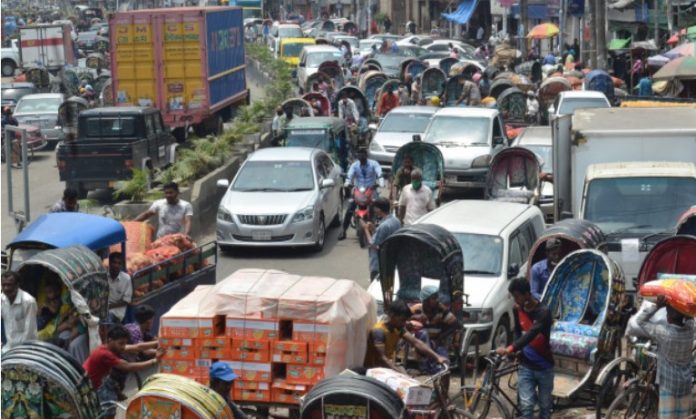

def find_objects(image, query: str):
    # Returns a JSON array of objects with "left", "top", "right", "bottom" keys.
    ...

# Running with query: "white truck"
[
  {"left": 552, "top": 107, "right": 696, "bottom": 291},
  {"left": 1, "top": 39, "right": 20, "bottom": 77},
  {"left": 18, "top": 24, "right": 76, "bottom": 70}
]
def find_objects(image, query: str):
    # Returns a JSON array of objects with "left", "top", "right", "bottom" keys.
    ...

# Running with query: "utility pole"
[
  {"left": 587, "top": 0, "right": 595, "bottom": 67},
  {"left": 594, "top": 0, "right": 607, "bottom": 69},
  {"left": 520, "top": 0, "right": 528, "bottom": 57},
  {"left": 653, "top": 0, "right": 658, "bottom": 42}
]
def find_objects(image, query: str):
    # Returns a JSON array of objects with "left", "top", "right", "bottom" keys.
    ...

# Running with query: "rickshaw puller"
[
  {"left": 338, "top": 149, "right": 384, "bottom": 241},
  {"left": 410, "top": 285, "right": 457, "bottom": 374}
]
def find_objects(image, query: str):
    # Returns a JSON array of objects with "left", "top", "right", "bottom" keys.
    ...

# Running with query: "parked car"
[
  {"left": 1, "top": 38, "right": 20, "bottom": 77},
  {"left": 277, "top": 37, "right": 315, "bottom": 66},
  {"left": 1, "top": 124, "right": 47, "bottom": 162},
  {"left": 422, "top": 107, "right": 507, "bottom": 193},
  {"left": 425, "top": 39, "right": 476, "bottom": 57},
  {"left": 13, "top": 93, "right": 64, "bottom": 148},
  {"left": 513, "top": 126, "right": 553, "bottom": 222},
  {"left": 331, "top": 34, "right": 359, "bottom": 56},
  {"left": 367, "top": 200, "right": 545, "bottom": 353},
  {"left": 216, "top": 147, "right": 343, "bottom": 251},
  {"left": 369, "top": 106, "right": 438, "bottom": 170},
  {"left": 396, "top": 34, "right": 434, "bottom": 47},
  {"left": 1, "top": 82, "right": 38, "bottom": 112},
  {"left": 359, "top": 39, "right": 382, "bottom": 55},
  {"left": 297, "top": 45, "right": 343, "bottom": 92},
  {"left": 548, "top": 90, "right": 611, "bottom": 119}
]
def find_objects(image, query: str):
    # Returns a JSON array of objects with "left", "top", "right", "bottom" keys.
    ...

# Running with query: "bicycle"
[
  {"left": 604, "top": 341, "right": 658, "bottom": 418},
  {"left": 412, "top": 366, "right": 474, "bottom": 419},
  {"left": 454, "top": 351, "right": 520, "bottom": 419}
]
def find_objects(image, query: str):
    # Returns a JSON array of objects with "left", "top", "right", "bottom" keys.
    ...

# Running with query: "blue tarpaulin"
[{"left": 442, "top": 0, "right": 480, "bottom": 25}]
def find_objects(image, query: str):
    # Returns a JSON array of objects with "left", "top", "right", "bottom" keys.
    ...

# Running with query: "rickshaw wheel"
[{"left": 594, "top": 359, "right": 639, "bottom": 418}]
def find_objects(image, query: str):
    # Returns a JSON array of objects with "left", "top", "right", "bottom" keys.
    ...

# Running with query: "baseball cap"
[{"left": 209, "top": 361, "right": 238, "bottom": 382}]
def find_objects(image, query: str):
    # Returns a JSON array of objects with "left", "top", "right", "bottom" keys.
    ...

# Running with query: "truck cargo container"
[
  {"left": 109, "top": 7, "right": 249, "bottom": 139},
  {"left": 18, "top": 24, "right": 76, "bottom": 70}
]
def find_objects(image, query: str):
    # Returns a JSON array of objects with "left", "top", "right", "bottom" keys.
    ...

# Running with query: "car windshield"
[
  {"left": 337, "top": 37, "right": 358, "bottom": 48},
  {"left": 454, "top": 233, "right": 503, "bottom": 276},
  {"left": 523, "top": 145, "right": 552, "bottom": 172},
  {"left": 558, "top": 98, "right": 609, "bottom": 115},
  {"left": 1, "top": 87, "right": 34, "bottom": 101},
  {"left": 425, "top": 116, "right": 490, "bottom": 146},
  {"left": 398, "top": 46, "right": 427, "bottom": 57},
  {"left": 380, "top": 112, "right": 432, "bottom": 133},
  {"left": 83, "top": 116, "right": 136, "bottom": 137},
  {"left": 15, "top": 97, "right": 62, "bottom": 113},
  {"left": 286, "top": 129, "right": 331, "bottom": 150},
  {"left": 283, "top": 43, "right": 309, "bottom": 57},
  {"left": 279, "top": 27, "right": 303, "bottom": 38},
  {"left": 307, "top": 51, "right": 343, "bottom": 67},
  {"left": 233, "top": 160, "right": 315, "bottom": 191},
  {"left": 584, "top": 176, "right": 696, "bottom": 236}
]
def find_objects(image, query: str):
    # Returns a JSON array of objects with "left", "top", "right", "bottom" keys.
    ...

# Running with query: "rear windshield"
[{"left": 82, "top": 116, "right": 137, "bottom": 137}]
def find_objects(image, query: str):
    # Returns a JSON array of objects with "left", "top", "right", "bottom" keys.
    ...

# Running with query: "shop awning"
[
  {"left": 442, "top": 0, "right": 481, "bottom": 25},
  {"left": 510, "top": 4, "right": 550, "bottom": 20}
]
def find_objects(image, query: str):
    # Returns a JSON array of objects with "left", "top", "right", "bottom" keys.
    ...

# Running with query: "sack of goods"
[
  {"left": 158, "top": 269, "right": 377, "bottom": 405},
  {"left": 640, "top": 277, "right": 696, "bottom": 317}
]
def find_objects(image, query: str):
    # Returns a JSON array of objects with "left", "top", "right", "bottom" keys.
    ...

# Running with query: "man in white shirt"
[
  {"left": 398, "top": 169, "right": 435, "bottom": 225},
  {"left": 1, "top": 271, "right": 37, "bottom": 350},
  {"left": 135, "top": 182, "right": 193, "bottom": 238},
  {"left": 107, "top": 252, "right": 132, "bottom": 324}
]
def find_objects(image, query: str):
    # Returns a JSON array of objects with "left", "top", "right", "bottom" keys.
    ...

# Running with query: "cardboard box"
[
  {"left": 160, "top": 359, "right": 194, "bottom": 375},
  {"left": 233, "top": 385, "right": 271, "bottom": 403},
  {"left": 192, "top": 358, "right": 212, "bottom": 375},
  {"left": 292, "top": 321, "right": 330, "bottom": 343},
  {"left": 287, "top": 364, "right": 324, "bottom": 385},
  {"left": 192, "top": 375, "right": 210, "bottom": 386},
  {"left": 162, "top": 345, "right": 198, "bottom": 361},
  {"left": 272, "top": 341, "right": 307, "bottom": 364},
  {"left": 199, "top": 346, "right": 230, "bottom": 360},
  {"left": 367, "top": 368, "right": 433, "bottom": 407},
  {"left": 229, "top": 339, "right": 271, "bottom": 362},
  {"left": 159, "top": 316, "right": 224, "bottom": 339},
  {"left": 198, "top": 337, "right": 229, "bottom": 348},
  {"left": 159, "top": 337, "right": 195, "bottom": 347},
  {"left": 227, "top": 318, "right": 278, "bottom": 340},
  {"left": 308, "top": 342, "right": 327, "bottom": 366},
  {"left": 234, "top": 381, "right": 270, "bottom": 390},
  {"left": 222, "top": 361, "right": 272, "bottom": 382},
  {"left": 271, "top": 380, "right": 308, "bottom": 405}
]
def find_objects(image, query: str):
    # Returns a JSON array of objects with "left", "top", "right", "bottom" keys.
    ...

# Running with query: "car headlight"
[
  {"left": 369, "top": 140, "right": 384, "bottom": 152},
  {"left": 217, "top": 208, "right": 234, "bottom": 223},
  {"left": 292, "top": 206, "right": 314, "bottom": 223},
  {"left": 471, "top": 154, "right": 492, "bottom": 168},
  {"left": 463, "top": 308, "right": 494, "bottom": 324}
]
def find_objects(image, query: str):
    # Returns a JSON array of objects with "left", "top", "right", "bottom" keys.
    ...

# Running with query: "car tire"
[
  {"left": 2, "top": 59, "right": 16, "bottom": 77},
  {"left": 313, "top": 214, "right": 326, "bottom": 252},
  {"left": 219, "top": 244, "right": 234, "bottom": 255},
  {"left": 492, "top": 317, "right": 511, "bottom": 349}
]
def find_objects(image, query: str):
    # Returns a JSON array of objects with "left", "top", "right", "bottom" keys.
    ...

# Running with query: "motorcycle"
[{"left": 350, "top": 185, "right": 377, "bottom": 248}]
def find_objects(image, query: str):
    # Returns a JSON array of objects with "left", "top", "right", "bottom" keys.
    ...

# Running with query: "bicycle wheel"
[
  {"left": 455, "top": 386, "right": 511, "bottom": 419},
  {"left": 605, "top": 385, "right": 658, "bottom": 419},
  {"left": 436, "top": 405, "right": 475, "bottom": 419}
]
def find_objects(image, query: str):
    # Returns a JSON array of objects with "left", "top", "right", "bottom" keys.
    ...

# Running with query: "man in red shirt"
[
  {"left": 377, "top": 85, "right": 400, "bottom": 117},
  {"left": 83, "top": 325, "right": 164, "bottom": 418}
]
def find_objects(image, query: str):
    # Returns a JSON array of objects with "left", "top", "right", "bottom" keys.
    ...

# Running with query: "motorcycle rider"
[
  {"left": 338, "top": 148, "right": 383, "bottom": 241},
  {"left": 338, "top": 95, "right": 360, "bottom": 151}
]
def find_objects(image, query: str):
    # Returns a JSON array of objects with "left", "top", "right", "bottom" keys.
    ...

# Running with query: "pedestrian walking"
[
  {"left": 496, "top": 278, "right": 554, "bottom": 419},
  {"left": 135, "top": 182, "right": 193, "bottom": 238},
  {"left": 361, "top": 197, "right": 400, "bottom": 279},
  {"left": 107, "top": 252, "right": 132, "bottom": 324},
  {"left": 634, "top": 295, "right": 694, "bottom": 419},
  {"left": 1, "top": 271, "right": 37, "bottom": 350},
  {"left": 398, "top": 169, "right": 435, "bottom": 226},
  {"left": 383, "top": 16, "right": 392, "bottom": 33}
]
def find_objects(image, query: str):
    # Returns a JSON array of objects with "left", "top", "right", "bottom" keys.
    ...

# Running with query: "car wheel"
[
  {"left": 2, "top": 59, "right": 16, "bottom": 77},
  {"left": 492, "top": 317, "right": 511, "bottom": 349},
  {"left": 219, "top": 244, "right": 234, "bottom": 255},
  {"left": 313, "top": 215, "right": 326, "bottom": 252}
]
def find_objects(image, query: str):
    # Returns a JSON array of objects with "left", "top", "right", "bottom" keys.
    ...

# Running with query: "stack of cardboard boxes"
[{"left": 158, "top": 270, "right": 376, "bottom": 406}]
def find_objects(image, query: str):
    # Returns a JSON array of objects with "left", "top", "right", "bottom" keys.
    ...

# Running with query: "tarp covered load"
[{"left": 159, "top": 269, "right": 376, "bottom": 404}]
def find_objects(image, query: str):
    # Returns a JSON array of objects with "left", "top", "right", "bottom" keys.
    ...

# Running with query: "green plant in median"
[{"left": 113, "top": 168, "right": 149, "bottom": 202}]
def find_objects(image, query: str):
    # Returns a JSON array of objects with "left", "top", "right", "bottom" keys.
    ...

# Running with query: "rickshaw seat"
[{"left": 550, "top": 331, "right": 598, "bottom": 361}]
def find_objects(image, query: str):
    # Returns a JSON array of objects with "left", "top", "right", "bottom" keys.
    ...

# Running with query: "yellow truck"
[{"left": 277, "top": 37, "right": 315, "bottom": 66}]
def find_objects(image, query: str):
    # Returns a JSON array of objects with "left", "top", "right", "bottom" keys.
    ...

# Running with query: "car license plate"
[
  {"left": 252, "top": 231, "right": 272, "bottom": 241},
  {"left": 446, "top": 175, "right": 458, "bottom": 183}
]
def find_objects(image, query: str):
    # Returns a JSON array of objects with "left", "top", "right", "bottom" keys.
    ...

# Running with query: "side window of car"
[
  {"left": 517, "top": 223, "right": 533, "bottom": 262},
  {"left": 508, "top": 233, "right": 523, "bottom": 267},
  {"left": 152, "top": 113, "right": 163, "bottom": 133},
  {"left": 492, "top": 117, "right": 503, "bottom": 139},
  {"left": 320, "top": 154, "right": 335, "bottom": 177}
]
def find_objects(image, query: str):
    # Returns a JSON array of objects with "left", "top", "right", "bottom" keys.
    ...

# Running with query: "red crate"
[{"left": 271, "top": 341, "right": 307, "bottom": 364}]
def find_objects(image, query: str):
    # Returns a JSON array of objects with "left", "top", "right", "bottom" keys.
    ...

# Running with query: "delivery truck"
[
  {"left": 18, "top": 24, "right": 76, "bottom": 70},
  {"left": 552, "top": 107, "right": 696, "bottom": 292},
  {"left": 109, "top": 7, "right": 249, "bottom": 140}
]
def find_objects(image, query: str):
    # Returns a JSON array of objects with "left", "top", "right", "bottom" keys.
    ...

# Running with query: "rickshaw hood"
[{"left": 8, "top": 213, "right": 126, "bottom": 251}]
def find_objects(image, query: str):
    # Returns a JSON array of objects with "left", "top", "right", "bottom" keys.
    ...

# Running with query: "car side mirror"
[
  {"left": 321, "top": 178, "right": 336, "bottom": 189},
  {"left": 216, "top": 179, "right": 230, "bottom": 189},
  {"left": 493, "top": 136, "right": 505, "bottom": 146},
  {"left": 508, "top": 263, "right": 520, "bottom": 278},
  {"left": 299, "top": 62, "right": 306, "bottom": 67},
  {"left": 412, "top": 134, "right": 421, "bottom": 142}
]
